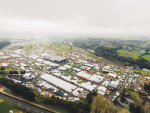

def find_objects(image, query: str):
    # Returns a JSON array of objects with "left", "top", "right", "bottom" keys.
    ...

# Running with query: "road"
[{"left": 0, "top": 93, "right": 49, "bottom": 113}]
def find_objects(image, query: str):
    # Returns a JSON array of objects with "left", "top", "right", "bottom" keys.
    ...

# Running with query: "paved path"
[{"left": 118, "top": 97, "right": 134, "bottom": 109}]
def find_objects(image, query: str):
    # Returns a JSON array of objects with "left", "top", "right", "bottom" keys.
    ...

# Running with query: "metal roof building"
[{"left": 43, "top": 55, "right": 67, "bottom": 63}]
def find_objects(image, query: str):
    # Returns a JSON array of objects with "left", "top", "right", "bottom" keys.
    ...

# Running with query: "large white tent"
[
  {"left": 22, "top": 73, "right": 32, "bottom": 79},
  {"left": 108, "top": 73, "right": 117, "bottom": 78},
  {"left": 78, "top": 82, "right": 97, "bottom": 91},
  {"left": 89, "top": 74, "right": 104, "bottom": 83},
  {"left": 43, "top": 61, "right": 59, "bottom": 67},
  {"left": 28, "top": 54, "right": 39, "bottom": 59},
  {"left": 76, "top": 71, "right": 91, "bottom": 79},
  {"left": 98, "top": 86, "right": 106, "bottom": 92},
  {"left": 108, "top": 81, "right": 119, "bottom": 88},
  {"left": 1, "top": 63, "right": 9, "bottom": 67},
  {"left": 0, "top": 52, "right": 4, "bottom": 56},
  {"left": 11, "top": 54, "right": 21, "bottom": 58},
  {"left": 41, "top": 74, "right": 77, "bottom": 92}
]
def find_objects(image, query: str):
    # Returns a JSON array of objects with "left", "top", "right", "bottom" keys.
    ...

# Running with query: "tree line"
[
  {"left": 72, "top": 38, "right": 150, "bottom": 69},
  {"left": 9, "top": 70, "right": 26, "bottom": 74},
  {"left": 144, "top": 82, "right": 150, "bottom": 91},
  {"left": 43, "top": 95, "right": 91, "bottom": 113},
  {"left": 42, "top": 91, "right": 97, "bottom": 113},
  {"left": 91, "top": 94, "right": 129, "bottom": 113},
  {"left": 94, "top": 46, "right": 150, "bottom": 69},
  {"left": 0, "top": 78, "right": 35, "bottom": 101},
  {"left": 0, "top": 41, "right": 11, "bottom": 49}
]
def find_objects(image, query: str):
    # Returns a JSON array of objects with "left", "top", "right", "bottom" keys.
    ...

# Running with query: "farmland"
[
  {"left": 26, "top": 44, "right": 40, "bottom": 51},
  {"left": 25, "top": 39, "right": 79, "bottom": 52},
  {"left": 117, "top": 49, "right": 141, "bottom": 59},
  {"left": 43, "top": 43, "right": 79, "bottom": 52},
  {"left": 141, "top": 54, "right": 150, "bottom": 61}
]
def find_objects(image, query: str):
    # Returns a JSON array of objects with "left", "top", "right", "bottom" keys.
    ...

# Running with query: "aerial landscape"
[{"left": 0, "top": 0, "right": 150, "bottom": 113}]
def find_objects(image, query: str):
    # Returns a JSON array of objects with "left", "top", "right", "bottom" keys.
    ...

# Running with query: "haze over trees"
[
  {"left": 0, "top": 40, "right": 11, "bottom": 49},
  {"left": 70, "top": 38, "right": 150, "bottom": 69}
]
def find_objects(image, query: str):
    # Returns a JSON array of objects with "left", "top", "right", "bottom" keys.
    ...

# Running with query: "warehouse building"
[{"left": 43, "top": 55, "right": 67, "bottom": 63}]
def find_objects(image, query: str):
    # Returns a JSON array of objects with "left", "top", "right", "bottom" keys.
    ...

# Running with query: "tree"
[
  {"left": 129, "top": 103, "right": 135, "bottom": 112},
  {"left": 78, "top": 109, "right": 82, "bottom": 113},
  {"left": 0, "top": 41, "right": 11, "bottom": 49},
  {"left": 117, "top": 108, "right": 129, "bottom": 113},
  {"left": 120, "top": 97, "right": 126, "bottom": 103},
  {"left": 123, "top": 87, "right": 127, "bottom": 94},
  {"left": 145, "top": 48, "right": 149, "bottom": 53},
  {"left": 71, "top": 46, "right": 72, "bottom": 50},
  {"left": 20, "top": 71, "right": 25, "bottom": 74},
  {"left": 86, "top": 91, "right": 92, "bottom": 104},
  {"left": 91, "top": 94, "right": 109, "bottom": 113},
  {"left": 0, "top": 78, "right": 35, "bottom": 101},
  {"left": 31, "top": 45, "right": 33, "bottom": 48},
  {"left": 27, "top": 110, "right": 34, "bottom": 113},
  {"left": 0, "top": 66, "right": 5, "bottom": 72},
  {"left": 134, "top": 96, "right": 142, "bottom": 106},
  {"left": 86, "top": 91, "right": 97, "bottom": 104},
  {"left": 130, "top": 92, "right": 138, "bottom": 100},
  {"left": 135, "top": 105, "right": 141, "bottom": 113},
  {"left": 114, "top": 98, "right": 117, "bottom": 105},
  {"left": 116, "top": 76, "right": 118, "bottom": 79},
  {"left": 142, "top": 102, "right": 150, "bottom": 113},
  {"left": 9, "top": 71, "right": 18, "bottom": 74},
  {"left": 130, "top": 92, "right": 142, "bottom": 106},
  {"left": 91, "top": 94, "right": 128, "bottom": 113}
]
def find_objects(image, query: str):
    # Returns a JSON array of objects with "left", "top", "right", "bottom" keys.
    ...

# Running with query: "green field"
[
  {"left": 0, "top": 98, "right": 19, "bottom": 113},
  {"left": 141, "top": 54, "right": 150, "bottom": 61},
  {"left": 26, "top": 44, "right": 40, "bottom": 50},
  {"left": 24, "top": 39, "right": 80, "bottom": 52},
  {"left": 43, "top": 43, "right": 79, "bottom": 52},
  {"left": 117, "top": 49, "right": 141, "bottom": 59}
]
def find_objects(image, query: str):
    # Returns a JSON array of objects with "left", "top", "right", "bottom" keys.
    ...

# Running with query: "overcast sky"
[{"left": 0, "top": 0, "right": 150, "bottom": 35}]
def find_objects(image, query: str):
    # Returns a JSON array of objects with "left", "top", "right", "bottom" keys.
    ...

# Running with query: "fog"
[{"left": 0, "top": 0, "right": 150, "bottom": 36}]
